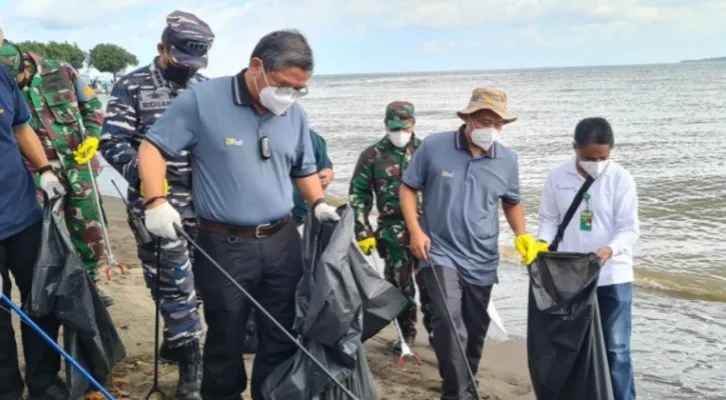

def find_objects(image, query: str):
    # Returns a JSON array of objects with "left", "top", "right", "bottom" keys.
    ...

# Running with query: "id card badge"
[{"left": 580, "top": 210, "right": 593, "bottom": 231}]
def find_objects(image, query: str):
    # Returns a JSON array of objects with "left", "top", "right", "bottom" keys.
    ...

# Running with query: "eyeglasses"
[{"left": 273, "top": 85, "right": 308, "bottom": 99}]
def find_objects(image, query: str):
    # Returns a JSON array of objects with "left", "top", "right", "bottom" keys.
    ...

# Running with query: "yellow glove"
[
  {"left": 140, "top": 179, "right": 170, "bottom": 197},
  {"left": 74, "top": 137, "right": 99, "bottom": 165},
  {"left": 357, "top": 237, "right": 377, "bottom": 255},
  {"left": 515, "top": 234, "right": 548, "bottom": 266}
]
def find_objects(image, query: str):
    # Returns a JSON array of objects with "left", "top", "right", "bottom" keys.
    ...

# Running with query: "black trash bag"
[
  {"left": 261, "top": 205, "right": 406, "bottom": 400},
  {"left": 527, "top": 251, "right": 614, "bottom": 400},
  {"left": 27, "top": 198, "right": 126, "bottom": 397}
]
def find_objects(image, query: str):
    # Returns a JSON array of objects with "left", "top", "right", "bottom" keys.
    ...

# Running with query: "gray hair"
[{"left": 250, "top": 29, "right": 314, "bottom": 73}]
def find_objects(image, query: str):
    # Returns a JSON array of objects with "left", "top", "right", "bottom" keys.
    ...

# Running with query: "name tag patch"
[
  {"left": 138, "top": 90, "right": 172, "bottom": 111},
  {"left": 225, "top": 137, "right": 243, "bottom": 146}
]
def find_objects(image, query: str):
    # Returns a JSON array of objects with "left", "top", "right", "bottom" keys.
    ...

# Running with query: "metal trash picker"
[
  {"left": 75, "top": 123, "right": 125, "bottom": 280},
  {"left": 368, "top": 251, "right": 421, "bottom": 366},
  {"left": 0, "top": 274, "right": 117, "bottom": 400},
  {"left": 110, "top": 180, "right": 166, "bottom": 399}
]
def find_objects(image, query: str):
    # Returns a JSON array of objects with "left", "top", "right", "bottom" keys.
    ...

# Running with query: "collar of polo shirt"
[
  {"left": 232, "top": 68, "right": 254, "bottom": 106},
  {"left": 454, "top": 124, "right": 498, "bottom": 158}
]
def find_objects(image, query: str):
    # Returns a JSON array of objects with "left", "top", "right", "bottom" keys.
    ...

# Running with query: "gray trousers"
[{"left": 423, "top": 265, "right": 493, "bottom": 400}]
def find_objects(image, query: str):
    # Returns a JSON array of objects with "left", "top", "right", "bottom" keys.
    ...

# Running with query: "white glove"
[
  {"left": 314, "top": 201, "right": 340, "bottom": 222},
  {"left": 144, "top": 200, "right": 181, "bottom": 240},
  {"left": 39, "top": 171, "right": 66, "bottom": 199}
]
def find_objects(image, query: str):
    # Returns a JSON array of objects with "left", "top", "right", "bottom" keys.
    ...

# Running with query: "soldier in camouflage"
[
  {"left": 0, "top": 38, "right": 114, "bottom": 306},
  {"left": 348, "top": 101, "right": 432, "bottom": 349},
  {"left": 98, "top": 11, "right": 214, "bottom": 400}
]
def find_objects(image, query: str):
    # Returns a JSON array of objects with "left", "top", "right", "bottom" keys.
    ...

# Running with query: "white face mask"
[
  {"left": 579, "top": 159, "right": 611, "bottom": 179},
  {"left": 470, "top": 128, "right": 500, "bottom": 151},
  {"left": 256, "top": 65, "right": 306, "bottom": 116},
  {"left": 387, "top": 131, "right": 412, "bottom": 148},
  {"left": 259, "top": 87, "right": 296, "bottom": 116}
]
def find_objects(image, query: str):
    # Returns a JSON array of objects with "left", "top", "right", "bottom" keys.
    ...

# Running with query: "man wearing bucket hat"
[
  {"left": 349, "top": 101, "right": 433, "bottom": 350},
  {"left": 399, "top": 87, "right": 544, "bottom": 399},
  {"left": 99, "top": 10, "right": 215, "bottom": 400}
]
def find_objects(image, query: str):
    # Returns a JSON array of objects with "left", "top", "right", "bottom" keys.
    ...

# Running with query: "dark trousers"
[
  {"left": 195, "top": 219, "right": 302, "bottom": 400},
  {"left": 598, "top": 283, "right": 636, "bottom": 400},
  {"left": 0, "top": 220, "right": 68, "bottom": 400},
  {"left": 423, "top": 265, "right": 492, "bottom": 400}
]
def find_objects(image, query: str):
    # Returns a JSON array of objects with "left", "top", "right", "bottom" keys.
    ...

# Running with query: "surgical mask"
[
  {"left": 470, "top": 128, "right": 499, "bottom": 151},
  {"left": 257, "top": 65, "right": 305, "bottom": 116},
  {"left": 579, "top": 159, "right": 611, "bottom": 179},
  {"left": 387, "top": 131, "right": 412, "bottom": 148}
]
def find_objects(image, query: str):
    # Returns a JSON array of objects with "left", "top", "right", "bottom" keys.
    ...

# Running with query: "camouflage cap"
[
  {"left": 0, "top": 32, "right": 22, "bottom": 75},
  {"left": 162, "top": 10, "right": 215, "bottom": 69},
  {"left": 385, "top": 101, "right": 415, "bottom": 130}
]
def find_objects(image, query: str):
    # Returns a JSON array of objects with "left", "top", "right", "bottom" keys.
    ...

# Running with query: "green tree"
[
  {"left": 88, "top": 43, "right": 138, "bottom": 81},
  {"left": 46, "top": 41, "right": 86, "bottom": 69},
  {"left": 15, "top": 40, "right": 87, "bottom": 69}
]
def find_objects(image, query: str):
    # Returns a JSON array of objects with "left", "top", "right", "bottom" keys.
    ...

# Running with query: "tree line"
[{"left": 15, "top": 41, "right": 139, "bottom": 80}]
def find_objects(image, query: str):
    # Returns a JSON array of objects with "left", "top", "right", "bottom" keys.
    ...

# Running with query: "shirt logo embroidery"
[
  {"left": 0, "top": 108, "right": 4, "bottom": 114},
  {"left": 441, "top": 170, "right": 454, "bottom": 178},
  {"left": 224, "top": 137, "right": 243, "bottom": 146}
]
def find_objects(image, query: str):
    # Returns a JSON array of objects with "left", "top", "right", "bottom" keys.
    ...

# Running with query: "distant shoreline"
[{"left": 680, "top": 57, "right": 726, "bottom": 63}]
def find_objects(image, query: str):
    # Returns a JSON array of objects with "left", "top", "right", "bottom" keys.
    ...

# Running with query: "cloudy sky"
[{"left": 1, "top": 0, "right": 724, "bottom": 77}]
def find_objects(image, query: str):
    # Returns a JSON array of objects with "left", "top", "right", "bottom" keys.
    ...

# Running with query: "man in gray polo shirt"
[
  {"left": 400, "top": 87, "right": 542, "bottom": 400},
  {"left": 136, "top": 30, "right": 340, "bottom": 400}
]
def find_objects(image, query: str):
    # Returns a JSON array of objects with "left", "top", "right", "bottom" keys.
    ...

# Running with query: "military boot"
[
  {"left": 160, "top": 340, "right": 202, "bottom": 400},
  {"left": 93, "top": 280, "right": 114, "bottom": 307}
]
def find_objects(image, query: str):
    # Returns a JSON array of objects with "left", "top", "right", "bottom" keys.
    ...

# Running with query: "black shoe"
[{"left": 176, "top": 341, "right": 202, "bottom": 400}]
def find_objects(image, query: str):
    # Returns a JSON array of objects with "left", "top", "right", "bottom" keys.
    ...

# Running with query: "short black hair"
[
  {"left": 574, "top": 117, "right": 614, "bottom": 148},
  {"left": 250, "top": 30, "right": 314, "bottom": 73}
]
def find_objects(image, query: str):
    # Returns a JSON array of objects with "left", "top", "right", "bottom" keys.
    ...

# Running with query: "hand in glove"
[
  {"left": 313, "top": 200, "right": 340, "bottom": 222},
  {"left": 514, "top": 233, "right": 548, "bottom": 266},
  {"left": 74, "top": 137, "right": 99, "bottom": 165},
  {"left": 39, "top": 170, "right": 66, "bottom": 200},
  {"left": 145, "top": 200, "right": 181, "bottom": 240},
  {"left": 357, "top": 237, "right": 377, "bottom": 255}
]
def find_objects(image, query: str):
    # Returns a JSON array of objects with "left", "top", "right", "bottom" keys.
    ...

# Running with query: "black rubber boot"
[{"left": 159, "top": 340, "right": 202, "bottom": 399}]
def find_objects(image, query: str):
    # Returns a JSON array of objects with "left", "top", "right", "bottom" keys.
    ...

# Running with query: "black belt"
[{"left": 198, "top": 216, "right": 290, "bottom": 238}]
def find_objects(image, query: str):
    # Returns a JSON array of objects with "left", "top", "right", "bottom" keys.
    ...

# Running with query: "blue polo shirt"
[
  {"left": 146, "top": 70, "right": 317, "bottom": 226},
  {"left": 0, "top": 65, "right": 41, "bottom": 241},
  {"left": 402, "top": 126, "right": 521, "bottom": 286}
]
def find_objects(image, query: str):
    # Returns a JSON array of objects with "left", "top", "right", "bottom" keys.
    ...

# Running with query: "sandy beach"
[{"left": 11, "top": 196, "right": 534, "bottom": 400}]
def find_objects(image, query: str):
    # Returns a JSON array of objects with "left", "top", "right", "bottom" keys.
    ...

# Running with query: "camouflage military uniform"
[
  {"left": 100, "top": 57, "right": 206, "bottom": 350},
  {"left": 348, "top": 102, "right": 432, "bottom": 341},
  {"left": 0, "top": 49, "right": 107, "bottom": 279}
]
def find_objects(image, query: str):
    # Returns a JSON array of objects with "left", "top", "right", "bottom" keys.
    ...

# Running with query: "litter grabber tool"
[
  {"left": 0, "top": 274, "right": 116, "bottom": 400},
  {"left": 111, "top": 179, "right": 153, "bottom": 245},
  {"left": 111, "top": 179, "right": 163, "bottom": 398},
  {"left": 75, "top": 129, "right": 124, "bottom": 280},
  {"left": 146, "top": 238, "right": 167, "bottom": 400},
  {"left": 370, "top": 252, "right": 421, "bottom": 366},
  {"left": 175, "top": 224, "right": 361, "bottom": 400},
  {"left": 425, "top": 258, "right": 482, "bottom": 400}
]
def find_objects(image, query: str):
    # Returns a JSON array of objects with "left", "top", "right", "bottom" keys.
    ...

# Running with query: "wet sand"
[{"left": 11, "top": 196, "right": 533, "bottom": 399}]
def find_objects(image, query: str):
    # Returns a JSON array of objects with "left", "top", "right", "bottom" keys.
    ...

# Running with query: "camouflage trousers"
[
  {"left": 34, "top": 162, "right": 106, "bottom": 279},
  {"left": 378, "top": 220, "right": 433, "bottom": 340},
  {"left": 136, "top": 218, "right": 202, "bottom": 348}
]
